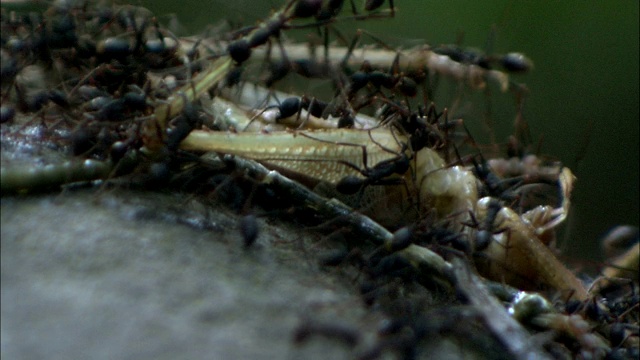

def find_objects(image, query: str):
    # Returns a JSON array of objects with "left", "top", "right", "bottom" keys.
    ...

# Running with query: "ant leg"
[
  {"left": 297, "top": 96, "right": 325, "bottom": 129},
  {"left": 348, "top": 0, "right": 358, "bottom": 16},
  {"left": 321, "top": 24, "right": 330, "bottom": 65},
  {"left": 389, "top": 51, "right": 401, "bottom": 78},
  {"left": 357, "top": 28, "right": 395, "bottom": 51},
  {"left": 339, "top": 29, "right": 362, "bottom": 71},
  {"left": 512, "top": 83, "right": 533, "bottom": 150},
  {"left": 367, "top": 127, "right": 405, "bottom": 156},
  {"left": 327, "top": 25, "right": 350, "bottom": 48},
  {"left": 242, "top": 101, "right": 281, "bottom": 131},
  {"left": 294, "top": 96, "right": 308, "bottom": 129},
  {"left": 462, "top": 209, "right": 480, "bottom": 230},
  {"left": 373, "top": 174, "right": 420, "bottom": 216}
]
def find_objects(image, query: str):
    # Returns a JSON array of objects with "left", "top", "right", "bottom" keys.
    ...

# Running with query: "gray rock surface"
[{"left": 2, "top": 190, "right": 388, "bottom": 360}]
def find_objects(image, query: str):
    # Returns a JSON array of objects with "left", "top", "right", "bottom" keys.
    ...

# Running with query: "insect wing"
[{"left": 181, "top": 128, "right": 405, "bottom": 185}]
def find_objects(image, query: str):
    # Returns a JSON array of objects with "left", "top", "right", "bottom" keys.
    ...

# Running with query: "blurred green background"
[{"left": 7, "top": 0, "right": 638, "bottom": 264}]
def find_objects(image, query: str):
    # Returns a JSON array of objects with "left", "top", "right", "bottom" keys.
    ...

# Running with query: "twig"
[
  {"left": 221, "top": 153, "right": 454, "bottom": 282},
  {"left": 1, "top": 159, "right": 112, "bottom": 194},
  {"left": 153, "top": 56, "right": 233, "bottom": 130},
  {"left": 451, "top": 257, "right": 553, "bottom": 360}
]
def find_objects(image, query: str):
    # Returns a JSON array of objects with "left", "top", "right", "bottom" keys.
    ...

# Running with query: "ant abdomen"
[
  {"left": 336, "top": 175, "right": 364, "bottom": 194},
  {"left": 500, "top": 53, "right": 533, "bottom": 73},
  {"left": 228, "top": 39, "right": 251, "bottom": 64}
]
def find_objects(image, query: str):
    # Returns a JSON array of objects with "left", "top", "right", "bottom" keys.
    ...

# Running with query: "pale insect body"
[
  {"left": 413, "top": 146, "right": 478, "bottom": 223},
  {"left": 181, "top": 127, "right": 479, "bottom": 227},
  {"left": 215, "top": 85, "right": 380, "bottom": 130},
  {"left": 473, "top": 167, "right": 589, "bottom": 301},
  {"left": 181, "top": 128, "right": 403, "bottom": 184}
]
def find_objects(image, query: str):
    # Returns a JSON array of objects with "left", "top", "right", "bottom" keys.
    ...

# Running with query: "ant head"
[{"left": 292, "top": 0, "right": 323, "bottom": 19}]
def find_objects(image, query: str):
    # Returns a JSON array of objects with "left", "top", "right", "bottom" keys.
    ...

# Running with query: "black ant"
[
  {"left": 258, "top": 9, "right": 402, "bottom": 93},
  {"left": 335, "top": 29, "right": 418, "bottom": 98},
  {"left": 372, "top": 97, "right": 454, "bottom": 154},
  {"left": 239, "top": 214, "right": 260, "bottom": 248},
  {"left": 226, "top": 0, "right": 329, "bottom": 64},
  {"left": 82, "top": 84, "right": 151, "bottom": 122},
  {"left": 471, "top": 155, "right": 522, "bottom": 203},
  {"left": 166, "top": 92, "right": 202, "bottom": 151},
  {"left": 347, "top": 54, "right": 418, "bottom": 99},
  {"left": 414, "top": 225, "right": 472, "bottom": 256},
  {"left": 433, "top": 44, "right": 533, "bottom": 74},
  {"left": 280, "top": 96, "right": 328, "bottom": 121},
  {"left": 92, "top": 7, "right": 158, "bottom": 62},
  {"left": 227, "top": 0, "right": 395, "bottom": 65},
  {"left": 288, "top": 130, "right": 417, "bottom": 219},
  {"left": 314, "top": 0, "right": 350, "bottom": 21},
  {"left": 329, "top": 135, "right": 412, "bottom": 196},
  {"left": 500, "top": 53, "right": 534, "bottom": 73},
  {"left": 263, "top": 28, "right": 343, "bottom": 87},
  {"left": 248, "top": 94, "right": 355, "bottom": 129},
  {"left": 246, "top": 95, "right": 323, "bottom": 127},
  {"left": 349, "top": 61, "right": 418, "bottom": 98},
  {"left": 465, "top": 198, "right": 504, "bottom": 252},
  {"left": 314, "top": 0, "right": 395, "bottom": 22},
  {"left": 453, "top": 124, "right": 523, "bottom": 203},
  {"left": 367, "top": 226, "right": 414, "bottom": 265}
]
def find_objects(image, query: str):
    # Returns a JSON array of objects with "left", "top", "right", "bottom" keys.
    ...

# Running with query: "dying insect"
[
  {"left": 474, "top": 171, "right": 588, "bottom": 301},
  {"left": 299, "top": 131, "right": 412, "bottom": 196},
  {"left": 181, "top": 126, "right": 479, "bottom": 229},
  {"left": 181, "top": 128, "right": 403, "bottom": 184}
]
